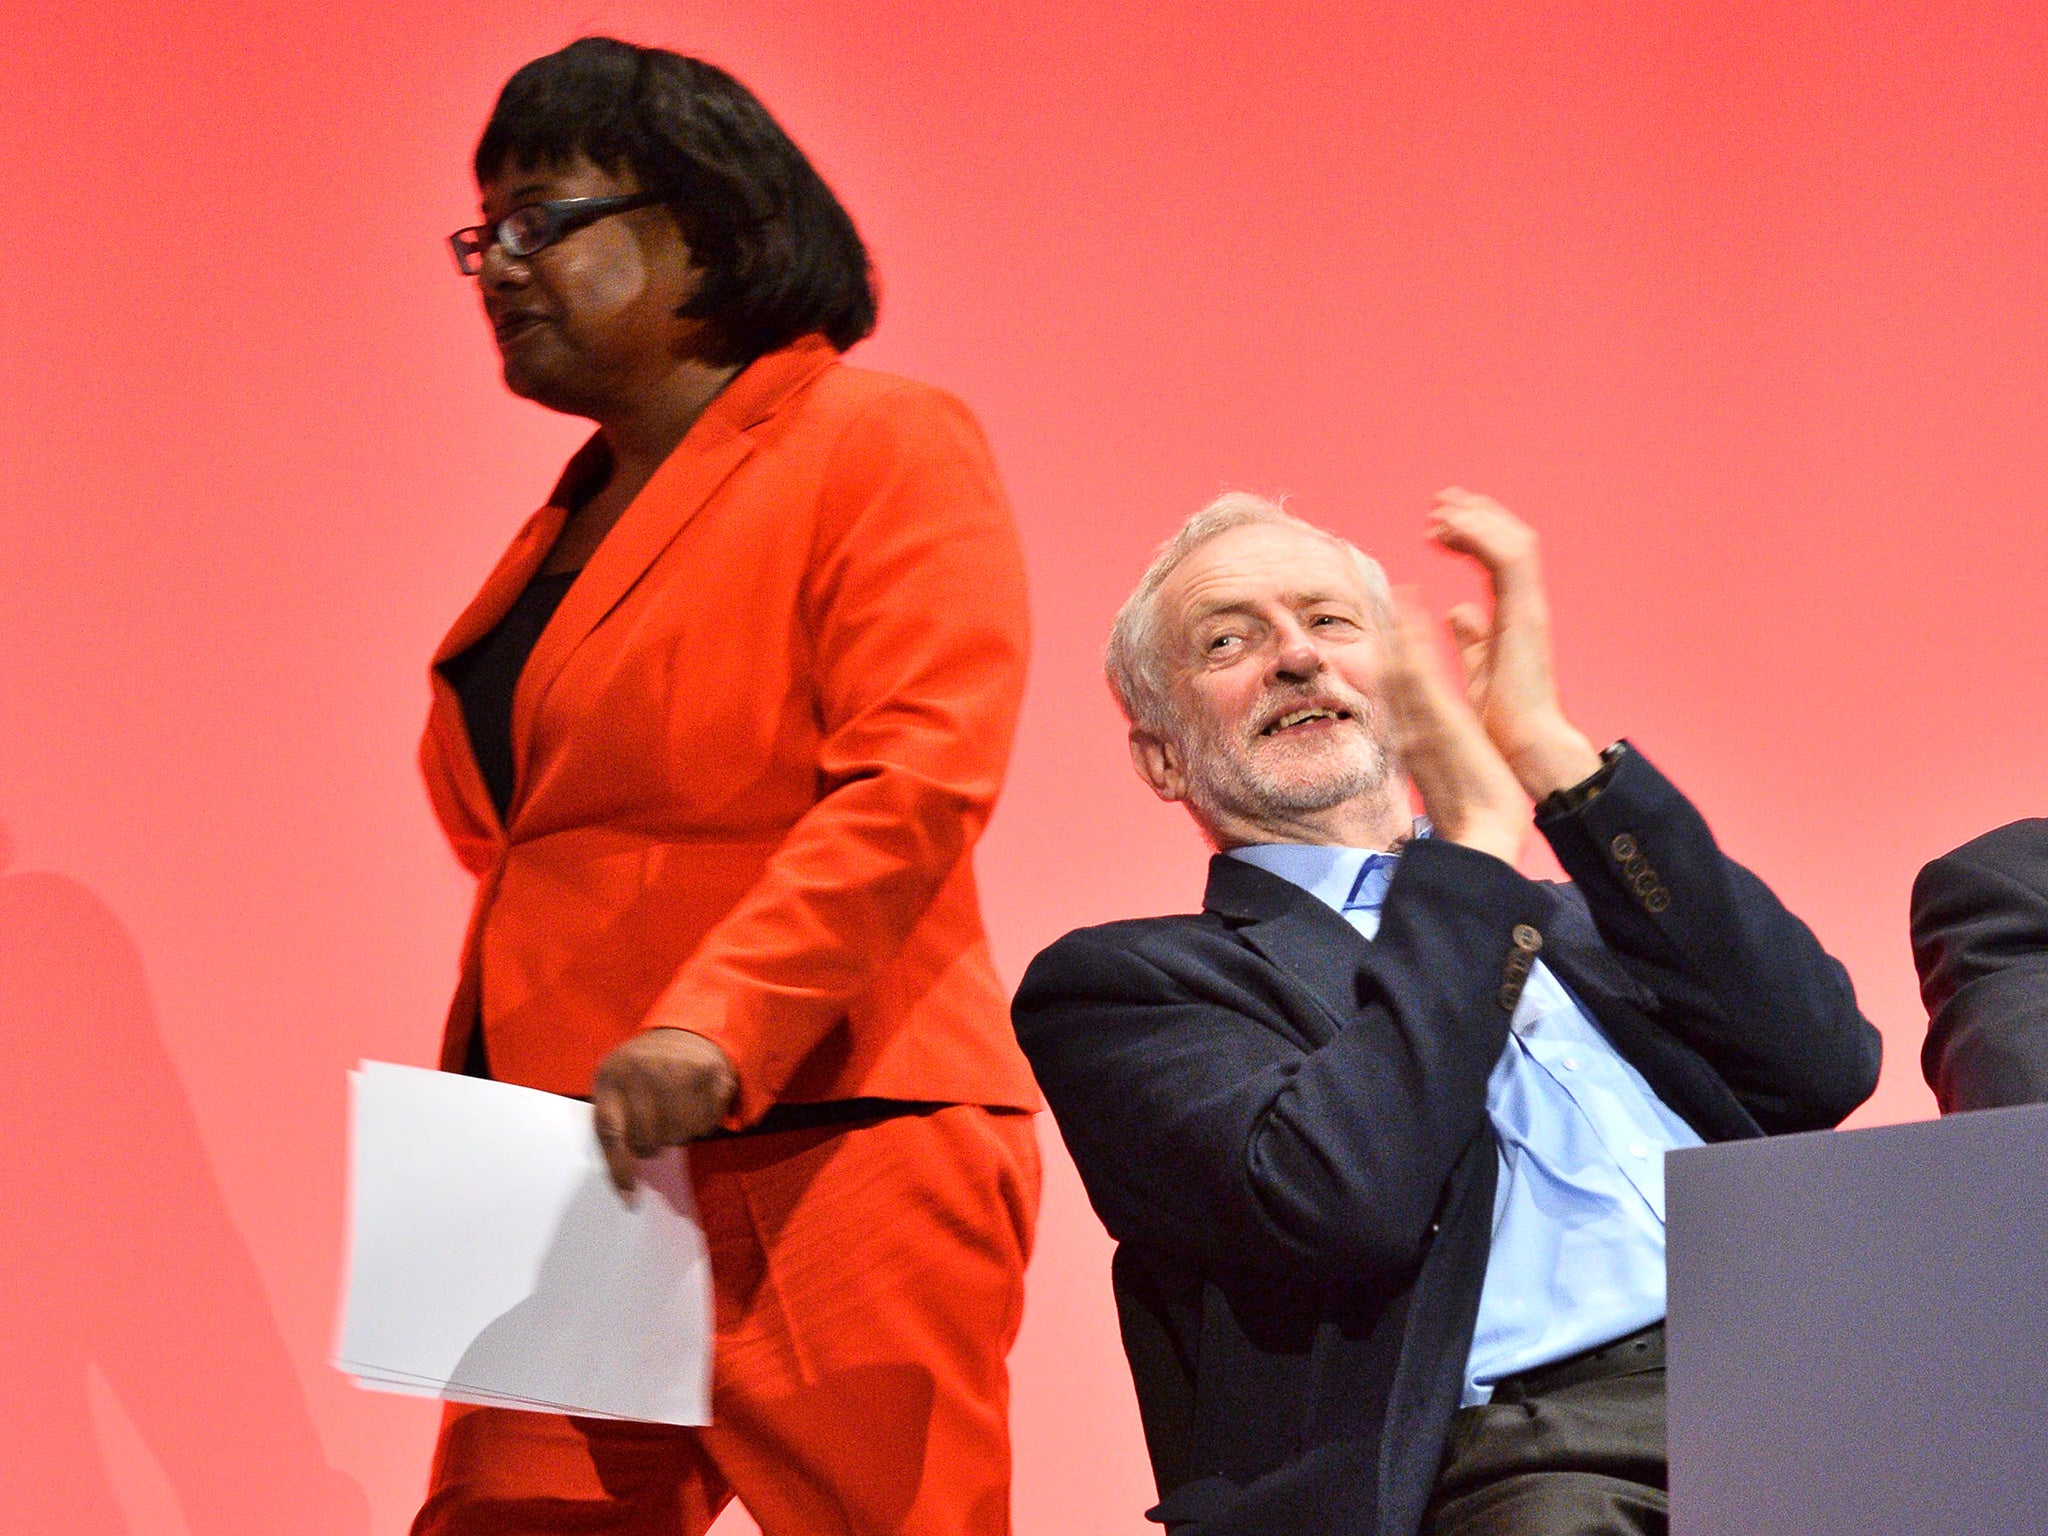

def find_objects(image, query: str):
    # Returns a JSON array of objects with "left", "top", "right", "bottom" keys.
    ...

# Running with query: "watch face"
[{"left": 1540, "top": 745, "right": 1623, "bottom": 817}]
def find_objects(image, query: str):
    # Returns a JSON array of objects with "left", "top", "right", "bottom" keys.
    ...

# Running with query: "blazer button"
[
  {"left": 1610, "top": 833, "right": 1638, "bottom": 861},
  {"left": 1645, "top": 888, "right": 1671, "bottom": 913},
  {"left": 1512, "top": 923, "right": 1542, "bottom": 953},
  {"left": 1498, "top": 983, "right": 1522, "bottom": 1012}
]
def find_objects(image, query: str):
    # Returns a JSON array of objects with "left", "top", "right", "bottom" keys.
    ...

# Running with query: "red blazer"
[{"left": 420, "top": 336, "right": 1040, "bottom": 1126}]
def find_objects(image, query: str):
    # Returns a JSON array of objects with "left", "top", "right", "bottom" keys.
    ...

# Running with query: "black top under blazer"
[
  {"left": 1912, "top": 817, "right": 2048, "bottom": 1112},
  {"left": 1013, "top": 745, "right": 1881, "bottom": 1536}
]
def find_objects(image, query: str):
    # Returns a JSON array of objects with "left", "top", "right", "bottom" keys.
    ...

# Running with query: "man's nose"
[{"left": 1271, "top": 621, "right": 1322, "bottom": 681}]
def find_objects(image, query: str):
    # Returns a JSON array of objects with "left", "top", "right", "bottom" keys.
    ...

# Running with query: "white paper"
[{"left": 336, "top": 1062, "right": 712, "bottom": 1425}]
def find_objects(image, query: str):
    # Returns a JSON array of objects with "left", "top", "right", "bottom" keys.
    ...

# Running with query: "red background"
[{"left": 4, "top": 3, "right": 2044, "bottom": 1531}]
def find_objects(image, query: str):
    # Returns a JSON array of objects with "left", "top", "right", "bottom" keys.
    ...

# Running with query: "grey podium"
[{"left": 1667, "top": 1102, "right": 2048, "bottom": 1534}]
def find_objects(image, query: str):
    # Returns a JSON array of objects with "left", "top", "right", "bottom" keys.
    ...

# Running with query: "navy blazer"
[
  {"left": 1912, "top": 818, "right": 2048, "bottom": 1111},
  {"left": 1014, "top": 745, "right": 1880, "bottom": 1536}
]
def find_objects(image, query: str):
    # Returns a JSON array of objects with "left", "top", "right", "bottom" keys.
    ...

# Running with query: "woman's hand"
[
  {"left": 1429, "top": 489, "right": 1601, "bottom": 800},
  {"left": 1381, "top": 586, "right": 1530, "bottom": 867},
  {"left": 590, "top": 1028, "right": 738, "bottom": 1197}
]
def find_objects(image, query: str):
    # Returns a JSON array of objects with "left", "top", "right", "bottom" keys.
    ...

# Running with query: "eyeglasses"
[{"left": 448, "top": 192, "right": 666, "bottom": 276}]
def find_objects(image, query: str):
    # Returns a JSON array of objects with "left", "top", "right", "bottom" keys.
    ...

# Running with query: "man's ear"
[{"left": 1129, "top": 727, "right": 1188, "bottom": 803}]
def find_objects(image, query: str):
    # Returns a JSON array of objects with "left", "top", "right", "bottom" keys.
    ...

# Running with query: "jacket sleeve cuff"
[{"left": 1534, "top": 737, "right": 1685, "bottom": 880}]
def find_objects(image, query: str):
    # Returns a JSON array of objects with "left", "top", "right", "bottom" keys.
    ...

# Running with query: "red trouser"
[{"left": 412, "top": 1105, "right": 1040, "bottom": 1536}]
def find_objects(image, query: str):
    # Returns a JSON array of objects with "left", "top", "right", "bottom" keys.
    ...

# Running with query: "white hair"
[{"left": 1104, "top": 492, "right": 1392, "bottom": 735}]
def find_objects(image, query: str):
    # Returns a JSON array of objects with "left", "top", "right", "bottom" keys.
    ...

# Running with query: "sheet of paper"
[{"left": 336, "top": 1061, "right": 712, "bottom": 1426}]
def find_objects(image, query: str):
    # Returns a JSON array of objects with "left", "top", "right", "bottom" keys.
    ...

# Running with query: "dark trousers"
[{"left": 1421, "top": 1324, "right": 1668, "bottom": 1536}]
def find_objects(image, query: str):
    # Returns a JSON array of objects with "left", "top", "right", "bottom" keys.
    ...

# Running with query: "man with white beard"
[{"left": 1013, "top": 490, "right": 1879, "bottom": 1536}]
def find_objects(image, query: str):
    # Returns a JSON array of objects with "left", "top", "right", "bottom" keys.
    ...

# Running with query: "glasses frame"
[{"left": 448, "top": 192, "right": 668, "bottom": 276}]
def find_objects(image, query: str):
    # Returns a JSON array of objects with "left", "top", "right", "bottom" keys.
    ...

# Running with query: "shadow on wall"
[{"left": 0, "top": 822, "right": 369, "bottom": 1534}]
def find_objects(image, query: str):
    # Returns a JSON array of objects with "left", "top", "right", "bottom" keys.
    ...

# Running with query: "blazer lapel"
[
  {"left": 1204, "top": 855, "right": 1379, "bottom": 1045},
  {"left": 424, "top": 499, "right": 571, "bottom": 838},
  {"left": 432, "top": 501, "right": 571, "bottom": 667},
  {"left": 506, "top": 336, "right": 842, "bottom": 820}
]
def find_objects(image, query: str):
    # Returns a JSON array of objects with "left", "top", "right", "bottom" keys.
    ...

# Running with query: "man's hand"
[
  {"left": 1429, "top": 489, "right": 1601, "bottom": 801},
  {"left": 590, "top": 1028, "right": 738, "bottom": 1197},
  {"left": 1382, "top": 586, "right": 1530, "bottom": 866}
]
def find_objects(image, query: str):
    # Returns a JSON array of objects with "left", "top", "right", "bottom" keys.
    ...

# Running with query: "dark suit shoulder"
[
  {"left": 1911, "top": 820, "right": 2048, "bottom": 1112},
  {"left": 1912, "top": 820, "right": 2048, "bottom": 980},
  {"left": 1017, "top": 867, "right": 1587, "bottom": 1015},
  {"left": 1014, "top": 909, "right": 1300, "bottom": 1028},
  {"left": 1914, "top": 820, "right": 2048, "bottom": 908},
  {"left": 1024, "top": 913, "right": 1228, "bottom": 974}
]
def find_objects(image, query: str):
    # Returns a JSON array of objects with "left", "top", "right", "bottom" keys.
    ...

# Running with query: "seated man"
[
  {"left": 1014, "top": 490, "right": 1880, "bottom": 1536},
  {"left": 1912, "top": 820, "right": 2048, "bottom": 1111}
]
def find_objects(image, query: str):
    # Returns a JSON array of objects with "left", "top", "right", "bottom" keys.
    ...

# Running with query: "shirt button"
[
  {"left": 1562, "top": 1056, "right": 1581, "bottom": 1072},
  {"left": 1629, "top": 1142, "right": 1650, "bottom": 1159}
]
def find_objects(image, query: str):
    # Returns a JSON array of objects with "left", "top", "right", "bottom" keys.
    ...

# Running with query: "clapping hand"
[
  {"left": 1380, "top": 583, "right": 1530, "bottom": 866},
  {"left": 1428, "top": 489, "right": 1600, "bottom": 801}
]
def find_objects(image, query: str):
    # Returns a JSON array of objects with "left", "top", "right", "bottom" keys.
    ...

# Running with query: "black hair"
[{"left": 475, "top": 37, "right": 877, "bottom": 361}]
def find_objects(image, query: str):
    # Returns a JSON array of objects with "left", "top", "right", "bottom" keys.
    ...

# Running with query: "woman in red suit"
[{"left": 412, "top": 38, "right": 1040, "bottom": 1535}]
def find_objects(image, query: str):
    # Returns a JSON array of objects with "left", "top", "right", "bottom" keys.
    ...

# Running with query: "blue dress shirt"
[{"left": 1229, "top": 835, "right": 1702, "bottom": 1405}]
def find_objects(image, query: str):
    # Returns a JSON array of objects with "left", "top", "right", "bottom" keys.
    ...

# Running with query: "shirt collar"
[{"left": 1226, "top": 819, "right": 1431, "bottom": 915}]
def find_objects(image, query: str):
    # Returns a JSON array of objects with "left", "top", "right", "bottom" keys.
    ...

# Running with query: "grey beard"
[{"left": 1183, "top": 721, "right": 1400, "bottom": 825}]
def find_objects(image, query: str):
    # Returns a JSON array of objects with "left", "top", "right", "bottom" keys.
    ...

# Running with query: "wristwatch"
[{"left": 1535, "top": 740, "right": 1629, "bottom": 819}]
